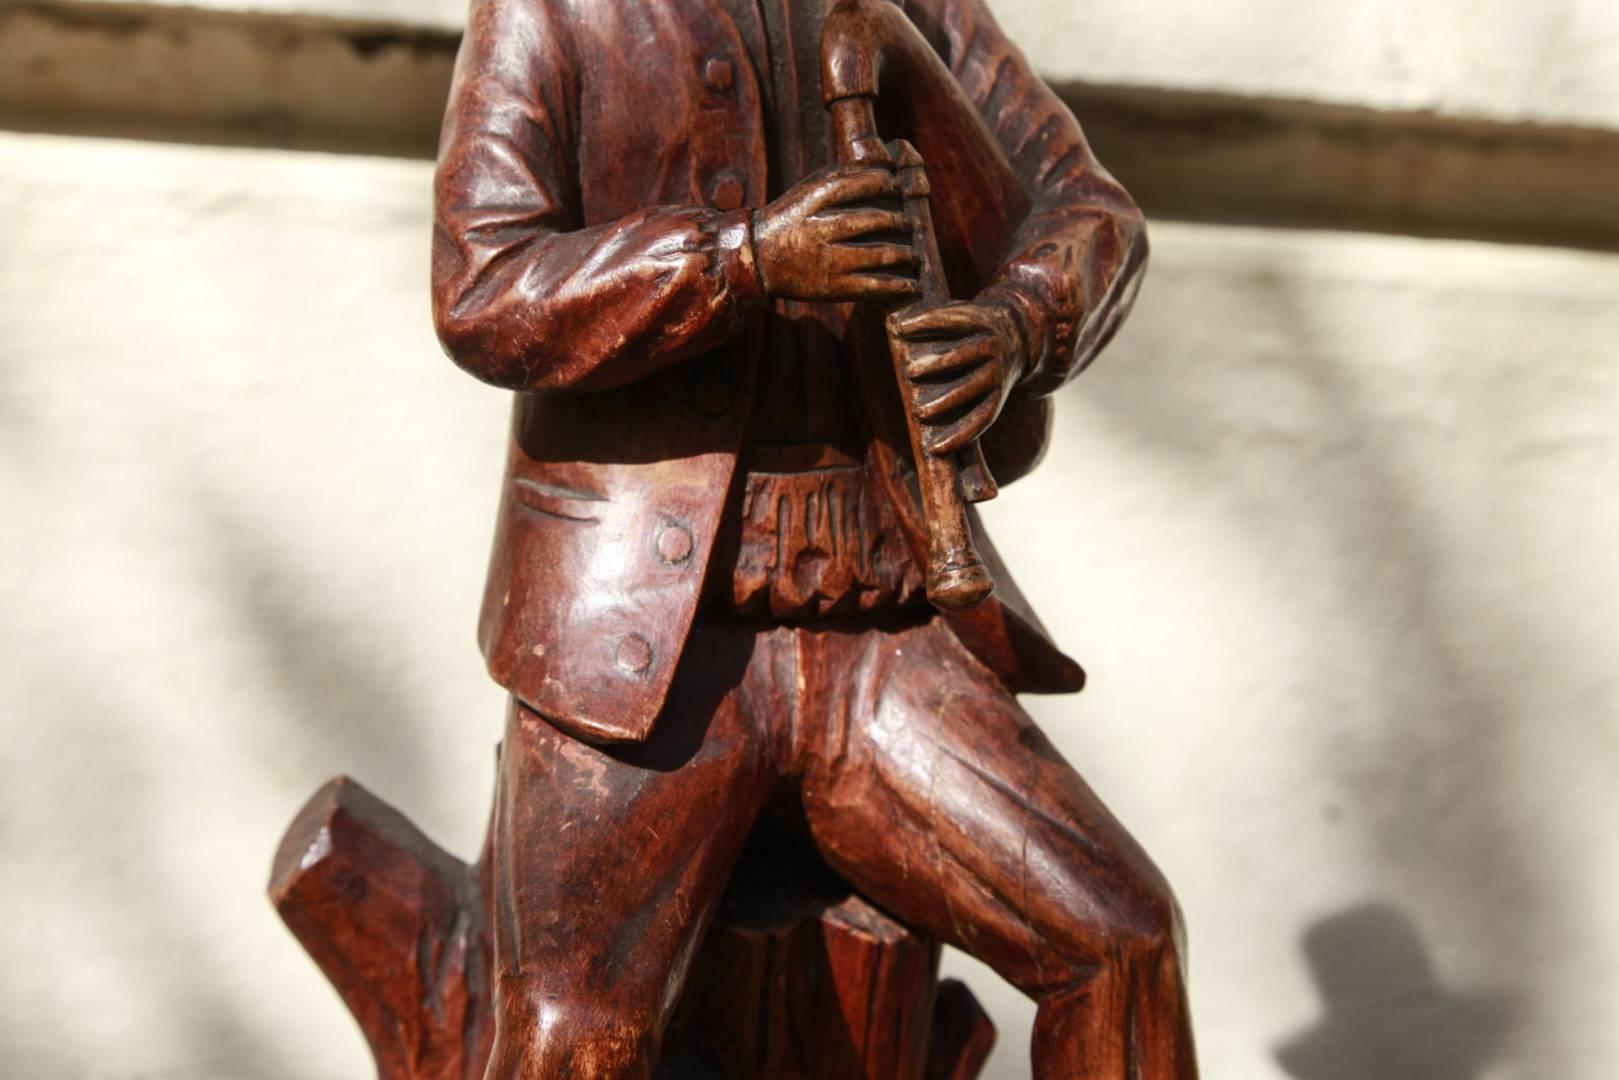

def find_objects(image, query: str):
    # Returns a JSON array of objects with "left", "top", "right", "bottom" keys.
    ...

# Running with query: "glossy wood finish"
[
  {"left": 833, "top": 117, "right": 998, "bottom": 610},
  {"left": 274, "top": 0, "right": 1193, "bottom": 1075},
  {"left": 430, "top": 0, "right": 1139, "bottom": 742},
  {"left": 661, "top": 829, "right": 994, "bottom": 1079},
  {"left": 271, "top": 777, "right": 495, "bottom": 1080},
  {"left": 272, "top": 777, "right": 994, "bottom": 1079}
]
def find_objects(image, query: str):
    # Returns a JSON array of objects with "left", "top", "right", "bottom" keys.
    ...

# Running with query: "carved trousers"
[{"left": 486, "top": 615, "right": 1198, "bottom": 1079}]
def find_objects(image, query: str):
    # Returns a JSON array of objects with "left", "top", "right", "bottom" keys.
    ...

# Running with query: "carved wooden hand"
[{"left": 753, "top": 164, "right": 919, "bottom": 303}]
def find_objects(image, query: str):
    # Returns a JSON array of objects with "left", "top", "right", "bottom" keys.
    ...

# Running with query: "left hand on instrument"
[{"left": 892, "top": 298, "right": 1026, "bottom": 455}]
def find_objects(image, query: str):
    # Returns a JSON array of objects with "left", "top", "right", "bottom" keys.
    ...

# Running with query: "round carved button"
[
  {"left": 656, "top": 524, "right": 694, "bottom": 565},
  {"left": 691, "top": 374, "right": 734, "bottom": 418},
  {"left": 616, "top": 634, "right": 653, "bottom": 675},
  {"left": 708, "top": 172, "right": 745, "bottom": 212},
  {"left": 703, "top": 58, "right": 734, "bottom": 92}
]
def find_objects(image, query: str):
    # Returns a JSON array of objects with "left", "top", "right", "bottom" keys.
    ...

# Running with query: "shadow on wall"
[
  {"left": 1275, "top": 903, "right": 1516, "bottom": 1080},
  {"left": 1068, "top": 238, "right": 1567, "bottom": 1074}
]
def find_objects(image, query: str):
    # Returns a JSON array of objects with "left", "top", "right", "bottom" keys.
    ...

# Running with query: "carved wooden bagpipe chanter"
[{"left": 819, "top": 0, "right": 1038, "bottom": 612}]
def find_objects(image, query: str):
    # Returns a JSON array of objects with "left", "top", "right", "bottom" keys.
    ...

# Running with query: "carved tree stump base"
[{"left": 270, "top": 776, "right": 994, "bottom": 1080}]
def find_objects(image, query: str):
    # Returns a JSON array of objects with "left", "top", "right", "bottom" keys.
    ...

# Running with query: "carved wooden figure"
[{"left": 273, "top": 0, "right": 1196, "bottom": 1076}]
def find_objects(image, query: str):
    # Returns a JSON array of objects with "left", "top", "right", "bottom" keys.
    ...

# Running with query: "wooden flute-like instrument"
[{"left": 821, "top": 0, "right": 1030, "bottom": 610}]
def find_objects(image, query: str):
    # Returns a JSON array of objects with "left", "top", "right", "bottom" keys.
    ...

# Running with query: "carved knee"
[
  {"left": 1108, "top": 874, "right": 1187, "bottom": 973},
  {"left": 485, "top": 991, "right": 658, "bottom": 1080},
  {"left": 1037, "top": 861, "right": 1187, "bottom": 987}
]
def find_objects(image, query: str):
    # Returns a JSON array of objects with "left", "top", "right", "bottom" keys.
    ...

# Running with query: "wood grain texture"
[
  {"left": 269, "top": 777, "right": 495, "bottom": 1080},
  {"left": 271, "top": 778, "right": 994, "bottom": 1080},
  {"left": 273, "top": 1, "right": 1192, "bottom": 1075}
]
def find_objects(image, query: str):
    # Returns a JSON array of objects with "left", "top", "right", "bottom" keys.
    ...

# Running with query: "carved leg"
[
  {"left": 270, "top": 620, "right": 1008, "bottom": 1079},
  {"left": 799, "top": 619, "right": 1199, "bottom": 1079},
  {"left": 485, "top": 620, "right": 775, "bottom": 1079},
  {"left": 271, "top": 773, "right": 997, "bottom": 1079}
]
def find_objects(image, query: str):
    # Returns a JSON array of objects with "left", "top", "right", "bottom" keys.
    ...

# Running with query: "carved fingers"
[
  {"left": 892, "top": 299, "right": 1026, "bottom": 455},
  {"left": 803, "top": 165, "right": 901, "bottom": 210},
  {"left": 753, "top": 164, "right": 919, "bottom": 302},
  {"left": 827, "top": 208, "right": 908, "bottom": 237}
]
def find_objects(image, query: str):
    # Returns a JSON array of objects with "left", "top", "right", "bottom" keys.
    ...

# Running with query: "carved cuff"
[
  {"left": 980, "top": 281, "right": 1049, "bottom": 391},
  {"left": 716, "top": 208, "right": 762, "bottom": 305}
]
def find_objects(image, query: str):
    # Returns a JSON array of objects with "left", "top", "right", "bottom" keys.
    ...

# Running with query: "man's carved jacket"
[{"left": 432, "top": 0, "right": 1147, "bottom": 743}]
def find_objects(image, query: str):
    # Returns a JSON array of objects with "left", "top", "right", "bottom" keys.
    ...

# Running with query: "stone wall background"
[{"left": 2, "top": 2, "right": 1615, "bottom": 1077}]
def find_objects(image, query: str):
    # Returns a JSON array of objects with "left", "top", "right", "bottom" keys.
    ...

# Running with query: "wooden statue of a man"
[{"left": 427, "top": 0, "right": 1196, "bottom": 1075}]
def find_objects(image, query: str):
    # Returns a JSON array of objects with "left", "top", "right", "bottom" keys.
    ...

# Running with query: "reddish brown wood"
[
  {"left": 434, "top": 0, "right": 1112, "bottom": 744},
  {"left": 269, "top": 777, "right": 495, "bottom": 1080},
  {"left": 824, "top": 0, "right": 1010, "bottom": 609},
  {"left": 272, "top": 780, "right": 994, "bottom": 1080},
  {"left": 662, "top": 844, "right": 942, "bottom": 1079},
  {"left": 924, "top": 980, "right": 996, "bottom": 1080},
  {"left": 274, "top": 0, "right": 1197, "bottom": 1075}
]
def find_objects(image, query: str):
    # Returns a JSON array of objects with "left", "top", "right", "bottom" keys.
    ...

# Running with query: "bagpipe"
[{"left": 820, "top": 0, "right": 1033, "bottom": 611}]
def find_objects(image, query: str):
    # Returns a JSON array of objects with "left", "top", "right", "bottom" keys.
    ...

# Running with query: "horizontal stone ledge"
[
  {"left": 3, "top": 0, "right": 1616, "bottom": 251},
  {"left": 1062, "top": 83, "right": 1619, "bottom": 252},
  {"left": 0, "top": 1, "right": 456, "bottom": 157}
]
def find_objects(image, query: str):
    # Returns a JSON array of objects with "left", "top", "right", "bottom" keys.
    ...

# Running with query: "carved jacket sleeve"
[
  {"left": 431, "top": 0, "right": 761, "bottom": 393},
  {"left": 922, "top": 0, "right": 1148, "bottom": 396}
]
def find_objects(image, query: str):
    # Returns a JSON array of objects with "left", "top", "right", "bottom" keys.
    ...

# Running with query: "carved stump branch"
[
  {"left": 270, "top": 778, "right": 994, "bottom": 1079},
  {"left": 268, "top": 777, "right": 495, "bottom": 1080}
]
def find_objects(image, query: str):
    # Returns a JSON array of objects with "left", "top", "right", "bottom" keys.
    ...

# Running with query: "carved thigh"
[
  {"left": 490, "top": 621, "right": 773, "bottom": 1045},
  {"left": 799, "top": 620, "right": 1185, "bottom": 997}
]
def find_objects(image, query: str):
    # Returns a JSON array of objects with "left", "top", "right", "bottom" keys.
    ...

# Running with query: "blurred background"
[{"left": 2, "top": 0, "right": 1616, "bottom": 1076}]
